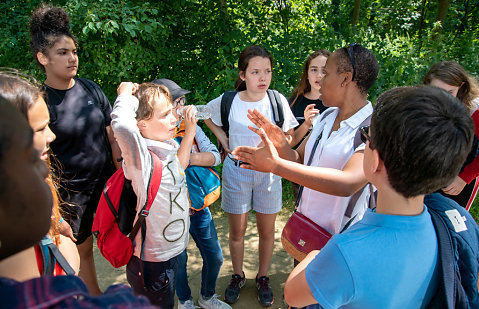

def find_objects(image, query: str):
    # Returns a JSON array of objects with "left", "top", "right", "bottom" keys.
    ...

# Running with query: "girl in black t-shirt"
[
  {"left": 29, "top": 4, "right": 121, "bottom": 295},
  {"left": 289, "top": 49, "right": 330, "bottom": 147}
]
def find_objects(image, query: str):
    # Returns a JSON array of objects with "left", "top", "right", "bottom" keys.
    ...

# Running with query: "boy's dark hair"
[
  {"left": 234, "top": 45, "right": 273, "bottom": 91},
  {"left": 336, "top": 44, "right": 378, "bottom": 94},
  {"left": 29, "top": 4, "right": 77, "bottom": 66},
  {"left": 370, "top": 86, "right": 474, "bottom": 198}
]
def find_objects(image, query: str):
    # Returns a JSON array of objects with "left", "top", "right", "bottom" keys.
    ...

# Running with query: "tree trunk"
[
  {"left": 352, "top": 0, "right": 361, "bottom": 26},
  {"left": 416, "top": 0, "right": 429, "bottom": 38},
  {"left": 436, "top": 0, "right": 450, "bottom": 32},
  {"left": 331, "top": 0, "right": 341, "bottom": 32}
]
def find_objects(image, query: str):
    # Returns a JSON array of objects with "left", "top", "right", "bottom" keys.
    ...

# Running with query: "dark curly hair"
[
  {"left": 29, "top": 4, "right": 77, "bottom": 65},
  {"left": 335, "top": 44, "right": 378, "bottom": 94},
  {"left": 371, "top": 86, "right": 473, "bottom": 198}
]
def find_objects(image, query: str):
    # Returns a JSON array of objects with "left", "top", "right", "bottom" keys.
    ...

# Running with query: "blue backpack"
[
  {"left": 424, "top": 193, "right": 479, "bottom": 308},
  {"left": 174, "top": 123, "right": 221, "bottom": 211}
]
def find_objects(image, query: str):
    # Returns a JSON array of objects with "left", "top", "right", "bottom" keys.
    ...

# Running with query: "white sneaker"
[
  {"left": 198, "top": 294, "right": 232, "bottom": 309},
  {"left": 178, "top": 299, "right": 199, "bottom": 309}
]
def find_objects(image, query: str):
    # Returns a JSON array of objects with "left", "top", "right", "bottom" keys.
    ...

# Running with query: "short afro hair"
[
  {"left": 336, "top": 44, "right": 379, "bottom": 94},
  {"left": 29, "top": 4, "right": 77, "bottom": 64}
]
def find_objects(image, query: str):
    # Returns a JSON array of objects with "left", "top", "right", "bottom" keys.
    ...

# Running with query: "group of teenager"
[{"left": 0, "top": 3, "right": 478, "bottom": 309}]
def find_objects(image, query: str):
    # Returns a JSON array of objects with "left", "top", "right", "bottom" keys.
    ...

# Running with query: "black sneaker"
[
  {"left": 256, "top": 275, "right": 274, "bottom": 306},
  {"left": 224, "top": 272, "right": 246, "bottom": 304}
]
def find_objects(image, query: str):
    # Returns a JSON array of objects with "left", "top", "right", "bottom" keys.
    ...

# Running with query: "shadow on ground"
[{"left": 94, "top": 204, "right": 295, "bottom": 309}]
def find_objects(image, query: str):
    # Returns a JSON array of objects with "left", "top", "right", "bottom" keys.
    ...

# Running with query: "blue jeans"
[
  {"left": 176, "top": 207, "right": 223, "bottom": 302},
  {"left": 126, "top": 255, "right": 178, "bottom": 309}
]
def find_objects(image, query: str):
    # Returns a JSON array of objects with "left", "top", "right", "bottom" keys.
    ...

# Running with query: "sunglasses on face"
[
  {"left": 346, "top": 43, "right": 359, "bottom": 81},
  {"left": 360, "top": 125, "right": 370, "bottom": 144}
]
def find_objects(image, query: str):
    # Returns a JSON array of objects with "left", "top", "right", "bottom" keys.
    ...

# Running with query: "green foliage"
[
  {"left": 1, "top": 0, "right": 478, "bottom": 138},
  {"left": 1, "top": 0, "right": 478, "bottom": 218},
  {"left": 470, "top": 197, "right": 479, "bottom": 223}
]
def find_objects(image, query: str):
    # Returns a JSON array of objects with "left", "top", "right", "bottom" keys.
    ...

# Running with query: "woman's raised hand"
[
  {"left": 232, "top": 127, "right": 279, "bottom": 173},
  {"left": 247, "top": 109, "right": 288, "bottom": 148}
]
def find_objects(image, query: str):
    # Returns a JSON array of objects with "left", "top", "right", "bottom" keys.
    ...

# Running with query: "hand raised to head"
[{"left": 117, "top": 82, "right": 139, "bottom": 96}]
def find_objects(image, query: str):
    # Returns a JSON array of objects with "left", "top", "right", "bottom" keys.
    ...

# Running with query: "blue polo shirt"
[{"left": 305, "top": 207, "right": 438, "bottom": 309}]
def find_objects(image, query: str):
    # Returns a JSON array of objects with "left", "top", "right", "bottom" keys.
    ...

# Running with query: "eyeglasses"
[
  {"left": 173, "top": 97, "right": 186, "bottom": 109},
  {"left": 346, "top": 43, "right": 359, "bottom": 81},
  {"left": 359, "top": 125, "right": 370, "bottom": 144}
]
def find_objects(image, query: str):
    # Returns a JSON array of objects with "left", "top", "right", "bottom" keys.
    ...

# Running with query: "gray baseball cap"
[{"left": 151, "top": 78, "right": 191, "bottom": 101}]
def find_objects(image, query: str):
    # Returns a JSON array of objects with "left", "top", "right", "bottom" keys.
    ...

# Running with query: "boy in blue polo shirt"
[{"left": 282, "top": 86, "right": 475, "bottom": 308}]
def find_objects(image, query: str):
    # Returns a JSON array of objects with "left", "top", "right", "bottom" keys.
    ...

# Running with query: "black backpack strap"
[
  {"left": 342, "top": 113, "right": 374, "bottom": 222},
  {"left": 267, "top": 89, "right": 285, "bottom": 128},
  {"left": 295, "top": 109, "right": 335, "bottom": 208},
  {"left": 38, "top": 240, "right": 54, "bottom": 275},
  {"left": 220, "top": 91, "right": 238, "bottom": 137},
  {"left": 77, "top": 78, "right": 105, "bottom": 109},
  {"left": 129, "top": 151, "right": 156, "bottom": 241},
  {"left": 46, "top": 242, "right": 76, "bottom": 276},
  {"left": 77, "top": 78, "right": 113, "bottom": 160}
]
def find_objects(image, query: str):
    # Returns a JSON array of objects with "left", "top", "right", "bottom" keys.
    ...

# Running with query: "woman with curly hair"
[{"left": 29, "top": 4, "right": 121, "bottom": 294}]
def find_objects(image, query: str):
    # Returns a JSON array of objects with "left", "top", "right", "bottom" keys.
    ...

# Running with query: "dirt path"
[{"left": 94, "top": 206, "right": 294, "bottom": 308}]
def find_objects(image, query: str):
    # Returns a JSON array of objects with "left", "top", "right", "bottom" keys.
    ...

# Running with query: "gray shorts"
[{"left": 221, "top": 156, "right": 282, "bottom": 214}]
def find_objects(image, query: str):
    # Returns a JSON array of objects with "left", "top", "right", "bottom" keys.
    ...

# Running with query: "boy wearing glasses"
[
  {"left": 152, "top": 79, "right": 230, "bottom": 309},
  {"left": 282, "top": 86, "right": 475, "bottom": 308}
]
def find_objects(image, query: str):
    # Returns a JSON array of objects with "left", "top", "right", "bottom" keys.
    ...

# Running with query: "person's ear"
[
  {"left": 37, "top": 52, "right": 49, "bottom": 66},
  {"left": 137, "top": 120, "right": 146, "bottom": 130},
  {"left": 239, "top": 71, "right": 245, "bottom": 81},
  {"left": 341, "top": 72, "right": 353, "bottom": 87},
  {"left": 371, "top": 148, "right": 383, "bottom": 174}
]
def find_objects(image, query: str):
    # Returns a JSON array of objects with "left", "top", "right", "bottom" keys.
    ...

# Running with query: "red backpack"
[{"left": 92, "top": 150, "right": 162, "bottom": 268}]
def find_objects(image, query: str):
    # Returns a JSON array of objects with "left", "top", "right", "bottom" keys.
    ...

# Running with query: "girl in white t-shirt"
[{"left": 205, "top": 45, "right": 297, "bottom": 306}]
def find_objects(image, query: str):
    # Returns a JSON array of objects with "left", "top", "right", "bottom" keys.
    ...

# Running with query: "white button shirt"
[{"left": 298, "top": 102, "right": 373, "bottom": 235}]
